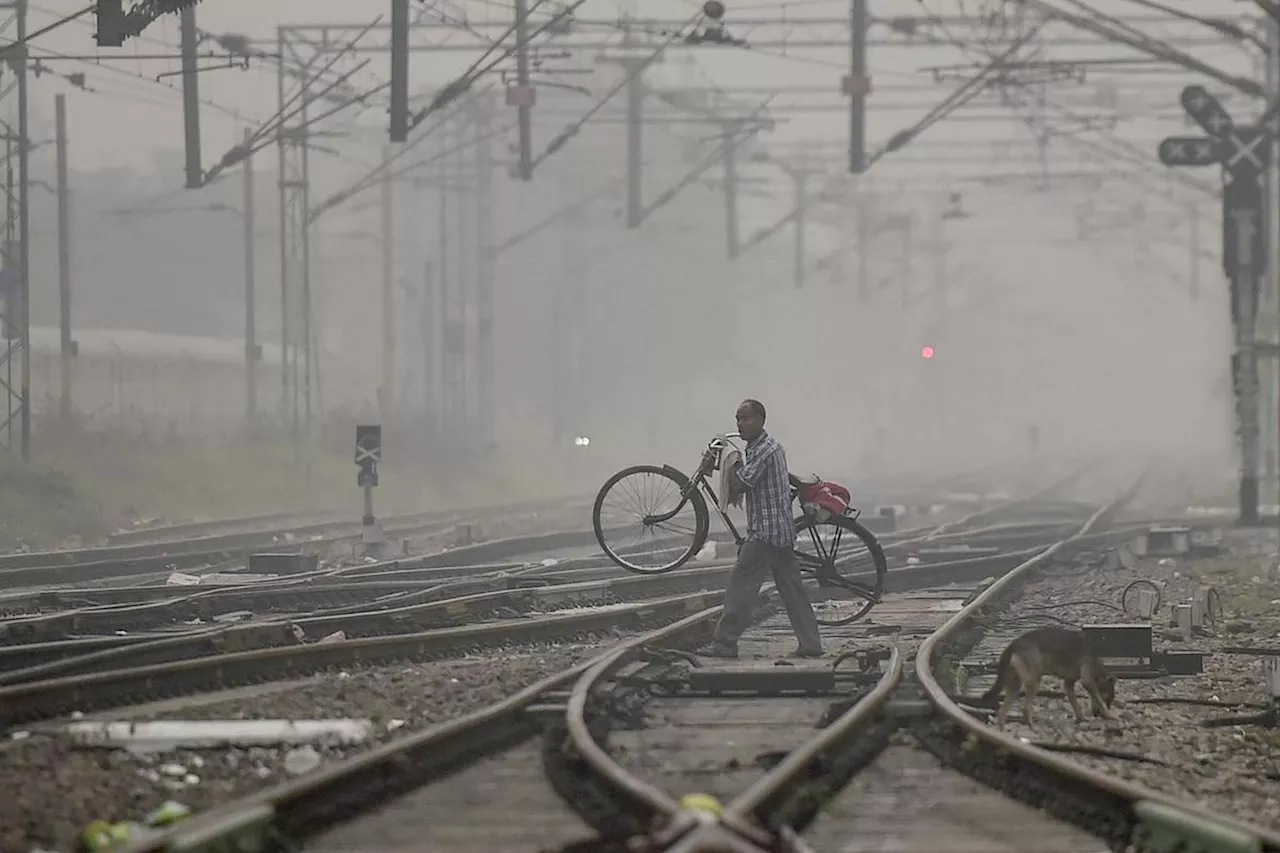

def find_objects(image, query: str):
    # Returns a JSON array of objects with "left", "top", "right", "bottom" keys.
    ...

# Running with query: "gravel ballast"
[
  {"left": 0, "top": 641, "right": 613, "bottom": 853},
  {"left": 970, "top": 529, "right": 1280, "bottom": 831}
]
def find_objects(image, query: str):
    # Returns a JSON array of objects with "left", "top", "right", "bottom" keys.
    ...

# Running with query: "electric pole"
[
  {"left": 55, "top": 93, "right": 72, "bottom": 425},
  {"left": 598, "top": 21, "right": 664, "bottom": 228},
  {"left": 776, "top": 161, "right": 816, "bottom": 289},
  {"left": 899, "top": 216, "right": 914, "bottom": 308},
  {"left": 439, "top": 115, "right": 467, "bottom": 437},
  {"left": 857, "top": 199, "right": 870, "bottom": 300},
  {"left": 242, "top": 127, "right": 257, "bottom": 428},
  {"left": 791, "top": 169, "right": 808, "bottom": 290},
  {"left": 931, "top": 211, "right": 947, "bottom": 298},
  {"left": 474, "top": 99, "right": 495, "bottom": 450},
  {"left": 624, "top": 23, "right": 644, "bottom": 228},
  {"left": 1188, "top": 203, "right": 1200, "bottom": 301},
  {"left": 16, "top": 0, "right": 29, "bottom": 460},
  {"left": 722, "top": 120, "right": 741, "bottom": 258},
  {"left": 179, "top": 5, "right": 202, "bottom": 189},
  {"left": 421, "top": 260, "right": 435, "bottom": 435},
  {"left": 380, "top": 145, "right": 395, "bottom": 423},
  {"left": 846, "top": 0, "right": 869, "bottom": 173},
  {"left": 513, "top": 0, "right": 534, "bottom": 180},
  {"left": 1265, "top": 13, "right": 1280, "bottom": 512},
  {"left": 389, "top": 0, "right": 410, "bottom": 143}
]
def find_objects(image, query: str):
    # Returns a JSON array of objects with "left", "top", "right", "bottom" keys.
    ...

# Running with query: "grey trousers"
[{"left": 712, "top": 540, "right": 823, "bottom": 652}]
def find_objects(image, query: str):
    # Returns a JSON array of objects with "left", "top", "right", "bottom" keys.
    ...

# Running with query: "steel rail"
[
  {"left": 559, "top": 549, "right": 1054, "bottom": 843},
  {"left": 95, "top": 474, "right": 1132, "bottom": 853},
  {"left": 0, "top": 590, "right": 731, "bottom": 727},
  {"left": 0, "top": 541, "right": 1062, "bottom": 687},
  {"left": 562, "top": 472, "right": 1148, "bottom": 851},
  {"left": 105, "top": 509, "right": 342, "bottom": 545},
  {"left": 916, "top": 477, "right": 1280, "bottom": 851},
  {"left": 0, "top": 510, "right": 1088, "bottom": 640},
  {"left": 658, "top": 650, "right": 907, "bottom": 853},
  {"left": 101, "top": 490, "right": 601, "bottom": 546},
  {"left": 111, "top": 607, "right": 730, "bottom": 853},
  {"left": 0, "top": 495, "right": 590, "bottom": 571},
  {"left": 0, "top": 512, "right": 610, "bottom": 589},
  {"left": 0, "top": 491, "right": 593, "bottom": 578},
  {"left": 0, "top": 517, "right": 1059, "bottom": 617},
  {"left": 0, "top": 519, "right": 1082, "bottom": 618},
  {"left": 0, "top": 463, "right": 1045, "bottom": 588},
  {"left": 0, "top": 492, "right": 1094, "bottom": 644},
  {"left": 61, "top": 479, "right": 1095, "bottom": 853},
  {"left": 0, "top": 485, "right": 1105, "bottom": 701},
  {"left": 698, "top": 474, "right": 1149, "bottom": 849}
]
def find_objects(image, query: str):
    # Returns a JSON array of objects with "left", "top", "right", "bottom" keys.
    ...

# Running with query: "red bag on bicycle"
[{"left": 799, "top": 480, "right": 851, "bottom": 517}]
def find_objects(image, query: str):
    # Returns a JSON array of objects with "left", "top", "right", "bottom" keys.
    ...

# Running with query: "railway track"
[
  {"left": 0, "top": 461, "right": 1068, "bottom": 591},
  {"left": 0, "top": 501, "right": 1083, "bottom": 706},
  {"left": 84, "top": 468, "right": 1280, "bottom": 853},
  {"left": 0, "top": 479, "right": 1034, "bottom": 844},
  {"left": 93, "top": 464, "right": 1012, "bottom": 551},
  {"left": 0, "top": 469, "right": 1159, "bottom": 850},
  {"left": 0, "top": 476, "right": 1105, "bottom": 695},
  {"left": 0, "top": 495, "right": 599, "bottom": 588}
]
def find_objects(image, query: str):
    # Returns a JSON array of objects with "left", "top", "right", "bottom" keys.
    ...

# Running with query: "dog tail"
[{"left": 979, "top": 643, "right": 1016, "bottom": 705}]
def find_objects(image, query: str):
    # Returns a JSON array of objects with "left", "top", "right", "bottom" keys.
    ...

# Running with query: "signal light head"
[{"left": 921, "top": 346, "right": 935, "bottom": 359}]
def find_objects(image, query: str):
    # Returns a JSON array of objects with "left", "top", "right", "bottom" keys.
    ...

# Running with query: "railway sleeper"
[
  {"left": 755, "top": 715, "right": 899, "bottom": 835},
  {"left": 912, "top": 717, "right": 1134, "bottom": 852},
  {"left": 535, "top": 595, "right": 622, "bottom": 614},
  {"left": 542, "top": 716, "right": 653, "bottom": 838},
  {"left": 277, "top": 717, "right": 544, "bottom": 843}
]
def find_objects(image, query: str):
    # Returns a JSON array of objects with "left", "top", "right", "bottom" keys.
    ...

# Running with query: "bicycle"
[{"left": 591, "top": 432, "right": 888, "bottom": 626}]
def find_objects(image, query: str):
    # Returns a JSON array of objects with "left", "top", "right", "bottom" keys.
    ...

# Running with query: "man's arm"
[{"left": 734, "top": 442, "right": 781, "bottom": 489}]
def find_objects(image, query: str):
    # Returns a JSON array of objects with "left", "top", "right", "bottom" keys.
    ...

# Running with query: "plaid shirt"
[{"left": 736, "top": 431, "right": 794, "bottom": 548}]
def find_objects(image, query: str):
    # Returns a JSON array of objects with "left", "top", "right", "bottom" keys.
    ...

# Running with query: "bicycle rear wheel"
[
  {"left": 794, "top": 512, "right": 887, "bottom": 626},
  {"left": 593, "top": 464, "right": 710, "bottom": 575}
]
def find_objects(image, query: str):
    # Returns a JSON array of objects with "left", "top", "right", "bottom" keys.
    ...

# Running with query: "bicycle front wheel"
[
  {"left": 794, "top": 512, "right": 887, "bottom": 626},
  {"left": 593, "top": 464, "right": 710, "bottom": 575}
]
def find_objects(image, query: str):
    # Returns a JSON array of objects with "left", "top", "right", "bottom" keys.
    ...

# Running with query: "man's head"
[{"left": 736, "top": 399, "right": 767, "bottom": 442}]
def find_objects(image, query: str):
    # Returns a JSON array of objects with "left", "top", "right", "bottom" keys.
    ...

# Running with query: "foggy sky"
[{"left": 7, "top": 0, "right": 1251, "bottom": 489}]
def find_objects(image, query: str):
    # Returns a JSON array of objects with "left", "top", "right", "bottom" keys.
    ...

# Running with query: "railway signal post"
[
  {"left": 1158, "top": 85, "right": 1273, "bottom": 525},
  {"left": 355, "top": 424, "right": 385, "bottom": 552}
]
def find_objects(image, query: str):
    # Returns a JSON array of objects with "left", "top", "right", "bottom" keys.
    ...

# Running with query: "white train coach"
[{"left": 24, "top": 325, "right": 285, "bottom": 435}]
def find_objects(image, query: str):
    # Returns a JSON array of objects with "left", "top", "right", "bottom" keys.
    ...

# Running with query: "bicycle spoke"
[
  {"left": 793, "top": 512, "right": 888, "bottom": 626},
  {"left": 596, "top": 468, "right": 704, "bottom": 571}
]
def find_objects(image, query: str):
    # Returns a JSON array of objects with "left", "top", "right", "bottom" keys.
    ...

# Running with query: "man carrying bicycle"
[{"left": 699, "top": 399, "right": 825, "bottom": 659}]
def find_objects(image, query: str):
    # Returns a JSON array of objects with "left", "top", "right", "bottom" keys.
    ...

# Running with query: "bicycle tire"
[
  {"left": 592, "top": 464, "right": 711, "bottom": 575},
  {"left": 794, "top": 512, "right": 887, "bottom": 626}
]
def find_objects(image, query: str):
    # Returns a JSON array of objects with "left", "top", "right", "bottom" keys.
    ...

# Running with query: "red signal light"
[{"left": 921, "top": 345, "right": 935, "bottom": 359}]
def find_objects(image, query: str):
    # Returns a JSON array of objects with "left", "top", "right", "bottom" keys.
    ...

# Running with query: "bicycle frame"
[{"left": 642, "top": 434, "right": 866, "bottom": 583}]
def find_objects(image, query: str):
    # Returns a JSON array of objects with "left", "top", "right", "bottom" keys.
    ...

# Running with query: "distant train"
[{"left": 23, "top": 325, "right": 294, "bottom": 435}]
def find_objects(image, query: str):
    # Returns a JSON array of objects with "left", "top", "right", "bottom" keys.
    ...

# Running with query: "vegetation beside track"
[{"left": 1, "top": 424, "right": 584, "bottom": 550}]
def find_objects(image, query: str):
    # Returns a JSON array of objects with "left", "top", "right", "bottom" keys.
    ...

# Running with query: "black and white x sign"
[
  {"left": 1157, "top": 136, "right": 1219, "bottom": 167},
  {"left": 355, "top": 424, "right": 383, "bottom": 466},
  {"left": 1224, "top": 127, "right": 1269, "bottom": 173}
]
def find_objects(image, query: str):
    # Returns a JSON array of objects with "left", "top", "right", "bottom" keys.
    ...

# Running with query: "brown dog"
[{"left": 980, "top": 626, "right": 1118, "bottom": 728}]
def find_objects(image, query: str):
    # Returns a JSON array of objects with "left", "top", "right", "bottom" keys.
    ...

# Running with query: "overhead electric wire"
[
  {"left": 0, "top": 3, "right": 91, "bottom": 56},
  {"left": 863, "top": 23, "right": 1046, "bottom": 169},
  {"left": 1022, "top": 0, "right": 1262, "bottom": 96},
  {"left": 1115, "top": 0, "right": 1263, "bottom": 49},
  {"left": 532, "top": 8, "right": 704, "bottom": 169},
  {"left": 310, "top": 85, "right": 502, "bottom": 220},
  {"left": 409, "top": 0, "right": 589, "bottom": 127},
  {"left": 912, "top": 0, "right": 1220, "bottom": 198},
  {"left": 10, "top": 6, "right": 260, "bottom": 122}
]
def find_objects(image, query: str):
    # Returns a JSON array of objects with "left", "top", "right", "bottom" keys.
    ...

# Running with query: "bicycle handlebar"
[{"left": 699, "top": 432, "right": 744, "bottom": 475}]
